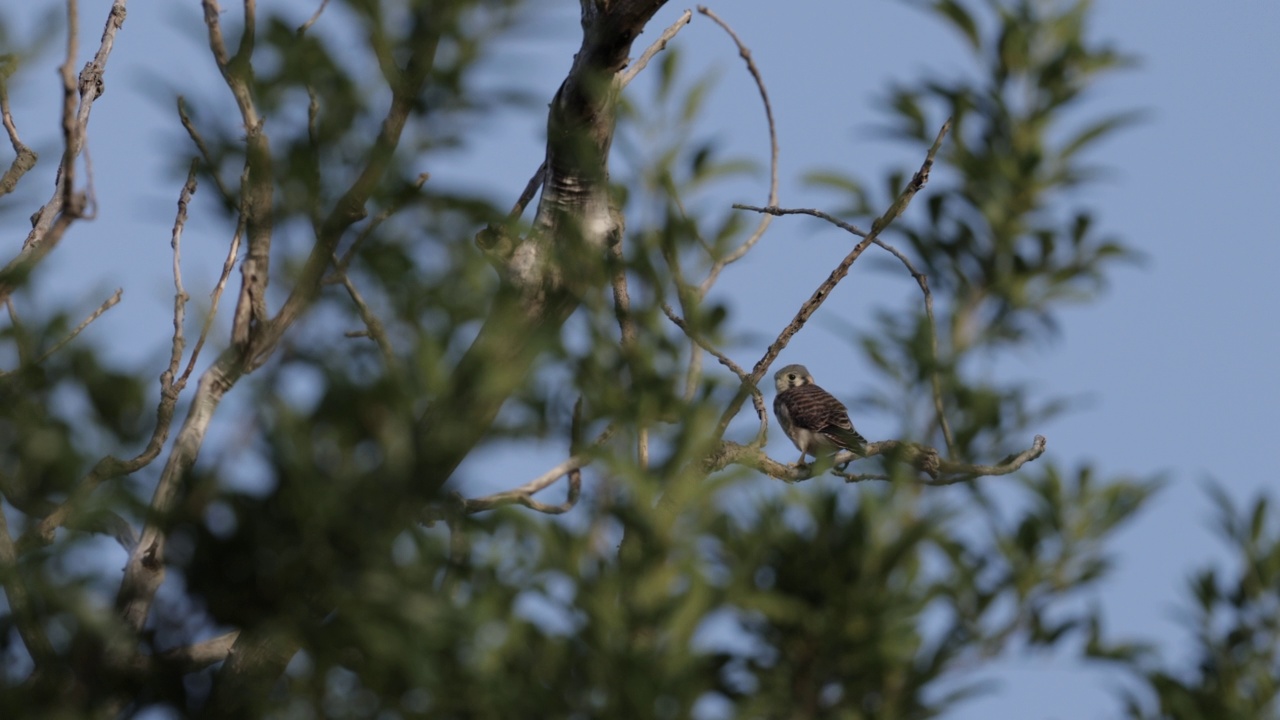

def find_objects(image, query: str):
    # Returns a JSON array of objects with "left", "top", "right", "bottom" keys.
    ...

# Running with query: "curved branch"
[{"left": 695, "top": 6, "right": 779, "bottom": 297}]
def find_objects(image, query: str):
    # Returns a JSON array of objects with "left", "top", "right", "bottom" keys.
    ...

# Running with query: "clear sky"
[{"left": 3, "top": 1, "right": 1279, "bottom": 718}]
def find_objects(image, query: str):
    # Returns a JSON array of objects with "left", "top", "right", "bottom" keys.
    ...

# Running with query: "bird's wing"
[{"left": 786, "top": 384, "right": 866, "bottom": 451}]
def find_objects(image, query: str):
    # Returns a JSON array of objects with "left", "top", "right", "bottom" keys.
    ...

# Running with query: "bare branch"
[
  {"left": 619, "top": 8, "right": 692, "bottom": 87},
  {"left": 707, "top": 435, "right": 1045, "bottom": 484},
  {"left": 177, "top": 97, "right": 234, "bottom": 205},
  {"left": 422, "top": 425, "right": 616, "bottom": 520},
  {"left": 2, "top": 0, "right": 126, "bottom": 302},
  {"left": 157, "top": 631, "right": 240, "bottom": 673},
  {"left": 0, "top": 77, "right": 38, "bottom": 196},
  {"left": 296, "top": 0, "right": 331, "bottom": 36},
  {"left": 23, "top": 163, "right": 200, "bottom": 549},
  {"left": 58, "top": 0, "right": 82, "bottom": 216},
  {"left": 30, "top": 287, "right": 122, "bottom": 366},
  {"left": 200, "top": 1, "right": 273, "bottom": 350},
  {"left": 661, "top": 302, "right": 768, "bottom": 444},
  {"left": 695, "top": 6, "right": 779, "bottom": 296}
]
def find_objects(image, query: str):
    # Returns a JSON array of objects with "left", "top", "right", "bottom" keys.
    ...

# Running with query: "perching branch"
[{"left": 707, "top": 435, "right": 1046, "bottom": 484}]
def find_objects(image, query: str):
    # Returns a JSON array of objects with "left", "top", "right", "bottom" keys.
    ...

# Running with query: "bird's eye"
[{"left": 788, "top": 374, "right": 796, "bottom": 380}]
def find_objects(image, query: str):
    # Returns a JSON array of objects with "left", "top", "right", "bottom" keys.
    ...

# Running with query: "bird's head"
[{"left": 774, "top": 364, "right": 813, "bottom": 392}]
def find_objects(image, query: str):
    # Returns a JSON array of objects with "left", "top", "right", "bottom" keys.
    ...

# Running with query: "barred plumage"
[{"left": 773, "top": 363, "right": 866, "bottom": 464}]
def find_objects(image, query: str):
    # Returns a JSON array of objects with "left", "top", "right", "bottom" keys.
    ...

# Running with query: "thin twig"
[
  {"left": 333, "top": 263, "right": 396, "bottom": 367},
  {"left": 695, "top": 6, "right": 779, "bottom": 297},
  {"left": 24, "top": 163, "right": 201, "bottom": 548},
  {"left": 181, "top": 196, "right": 244, "bottom": 388},
  {"left": 296, "top": 0, "right": 330, "bottom": 36},
  {"left": 0, "top": 78, "right": 39, "bottom": 196},
  {"left": 660, "top": 302, "right": 768, "bottom": 443},
  {"left": 424, "top": 425, "right": 615, "bottom": 519},
  {"left": 166, "top": 161, "right": 199, "bottom": 392},
  {"left": 33, "top": 288, "right": 123, "bottom": 366},
  {"left": 619, "top": 8, "right": 692, "bottom": 87},
  {"left": 177, "top": 97, "right": 234, "bottom": 205}
]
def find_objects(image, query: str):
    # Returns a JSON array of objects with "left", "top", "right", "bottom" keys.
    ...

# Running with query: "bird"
[{"left": 773, "top": 363, "right": 867, "bottom": 465}]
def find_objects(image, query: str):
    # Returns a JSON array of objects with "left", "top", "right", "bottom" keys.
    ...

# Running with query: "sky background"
[{"left": 3, "top": 1, "right": 1279, "bottom": 718}]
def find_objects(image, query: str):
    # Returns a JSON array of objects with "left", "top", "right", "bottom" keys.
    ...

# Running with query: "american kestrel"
[{"left": 773, "top": 363, "right": 867, "bottom": 465}]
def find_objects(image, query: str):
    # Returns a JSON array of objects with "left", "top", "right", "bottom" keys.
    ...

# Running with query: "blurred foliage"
[{"left": 0, "top": 1, "right": 1275, "bottom": 720}]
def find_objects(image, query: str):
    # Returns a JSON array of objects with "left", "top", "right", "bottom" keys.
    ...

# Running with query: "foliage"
[{"left": 0, "top": 1, "right": 1274, "bottom": 719}]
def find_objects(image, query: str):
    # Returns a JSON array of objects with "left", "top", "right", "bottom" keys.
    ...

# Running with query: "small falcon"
[{"left": 773, "top": 363, "right": 867, "bottom": 464}]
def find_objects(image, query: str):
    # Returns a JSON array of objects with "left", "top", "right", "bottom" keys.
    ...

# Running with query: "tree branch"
[
  {"left": 0, "top": 0, "right": 126, "bottom": 303},
  {"left": 0, "top": 75, "right": 38, "bottom": 197},
  {"left": 694, "top": 6, "right": 779, "bottom": 297},
  {"left": 707, "top": 435, "right": 1045, "bottom": 484}
]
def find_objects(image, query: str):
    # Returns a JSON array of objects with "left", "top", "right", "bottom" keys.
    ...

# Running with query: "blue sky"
[{"left": 3, "top": 1, "right": 1279, "bottom": 718}]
